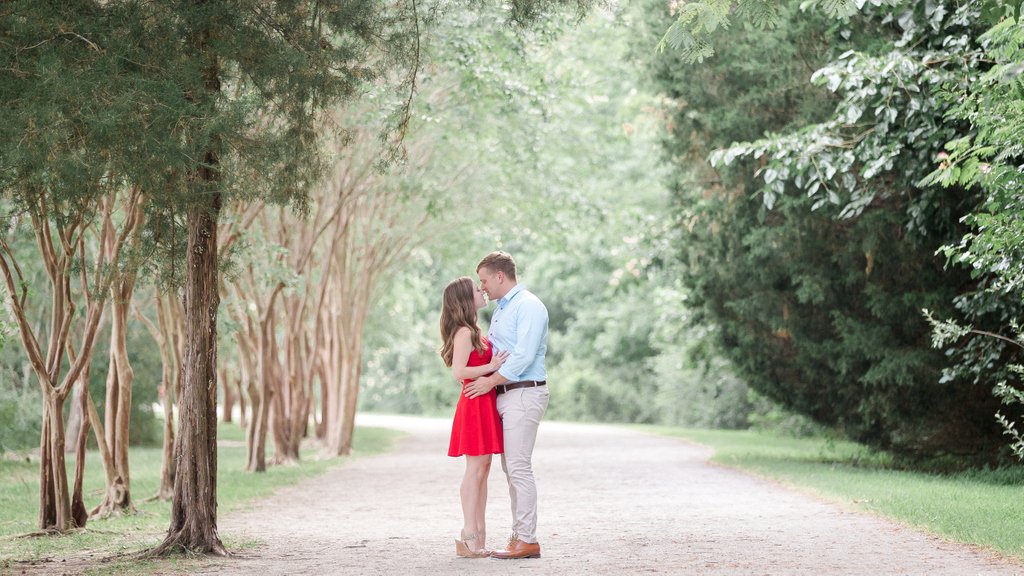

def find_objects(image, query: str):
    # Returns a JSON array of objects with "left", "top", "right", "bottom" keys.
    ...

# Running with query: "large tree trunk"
[
  {"left": 148, "top": 14, "right": 227, "bottom": 554},
  {"left": 151, "top": 184, "right": 226, "bottom": 556}
]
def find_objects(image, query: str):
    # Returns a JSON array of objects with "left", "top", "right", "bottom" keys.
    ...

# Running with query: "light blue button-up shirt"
[{"left": 488, "top": 284, "right": 548, "bottom": 383}]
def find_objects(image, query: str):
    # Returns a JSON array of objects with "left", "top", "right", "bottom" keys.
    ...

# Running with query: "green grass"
[
  {"left": 637, "top": 425, "right": 1024, "bottom": 559},
  {"left": 0, "top": 422, "right": 403, "bottom": 571}
]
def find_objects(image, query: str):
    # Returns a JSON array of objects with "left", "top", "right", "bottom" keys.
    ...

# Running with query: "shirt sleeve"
[{"left": 497, "top": 298, "right": 548, "bottom": 381}]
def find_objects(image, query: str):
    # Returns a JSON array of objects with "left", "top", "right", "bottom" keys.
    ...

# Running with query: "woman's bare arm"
[{"left": 451, "top": 327, "right": 508, "bottom": 381}]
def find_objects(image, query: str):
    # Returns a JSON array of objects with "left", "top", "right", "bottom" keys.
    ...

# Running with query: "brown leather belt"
[{"left": 496, "top": 380, "right": 546, "bottom": 395}]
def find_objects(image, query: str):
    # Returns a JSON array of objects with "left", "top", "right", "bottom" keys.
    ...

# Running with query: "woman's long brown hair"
[{"left": 440, "top": 277, "right": 485, "bottom": 367}]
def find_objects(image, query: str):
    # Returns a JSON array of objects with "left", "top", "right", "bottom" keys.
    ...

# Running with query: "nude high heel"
[{"left": 455, "top": 531, "right": 490, "bottom": 558}]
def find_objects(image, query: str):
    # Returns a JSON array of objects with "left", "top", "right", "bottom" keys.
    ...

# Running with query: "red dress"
[{"left": 448, "top": 338, "right": 504, "bottom": 457}]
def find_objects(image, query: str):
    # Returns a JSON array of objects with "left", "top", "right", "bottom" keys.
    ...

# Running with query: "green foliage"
[
  {"left": 995, "top": 380, "right": 1024, "bottom": 460},
  {"left": 711, "top": 2, "right": 986, "bottom": 227},
  {"left": 359, "top": 2, "right": 776, "bottom": 429},
  {"left": 1, "top": 0, "right": 420, "bottom": 295},
  {"left": 647, "top": 0, "right": 1022, "bottom": 462},
  {"left": 918, "top": 16, "right": 1024, "bottom": 295},
  {"left": 658, "top": 0, "right": 897, "bottom": 62},
  {"left": 916, "top": 13, "right": 1024, "bottom": 460},
  {"left": 0, "top": 384, "right": 39, "bottom": 454}
]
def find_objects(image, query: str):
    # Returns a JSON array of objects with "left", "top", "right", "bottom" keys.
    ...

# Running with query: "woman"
[{"left": 441, "top": 276, "right": 508, "bottom": 558}]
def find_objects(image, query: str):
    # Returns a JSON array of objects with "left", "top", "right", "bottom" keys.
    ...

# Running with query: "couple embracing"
[{"left": 440, "top": 251, "right": 549, "bottom": 560}]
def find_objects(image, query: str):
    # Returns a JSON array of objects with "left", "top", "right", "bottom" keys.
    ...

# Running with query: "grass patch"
[
  {"left": 637, "top": 425, "right": 1024, "bottom": 559},
  {"left": 0, "top": 422, "right": 403, "bottom": 571}
]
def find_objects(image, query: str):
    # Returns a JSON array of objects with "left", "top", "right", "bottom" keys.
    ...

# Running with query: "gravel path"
[{"left": 161, "top": 414, "right": 1022, "bottom": 576}]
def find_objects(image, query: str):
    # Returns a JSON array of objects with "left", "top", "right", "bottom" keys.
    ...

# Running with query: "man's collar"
[{"left": 497, "top": 283, "right": 525, "bottom": 308}]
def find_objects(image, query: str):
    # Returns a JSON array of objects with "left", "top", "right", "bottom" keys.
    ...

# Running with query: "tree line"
[{"left": 0, "top": 0, "right": 581, "bottom": 556}]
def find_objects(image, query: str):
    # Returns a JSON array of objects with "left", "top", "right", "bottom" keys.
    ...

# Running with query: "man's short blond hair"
[{"left": 477, "top": 251, "right": 517, "bottom": 281}]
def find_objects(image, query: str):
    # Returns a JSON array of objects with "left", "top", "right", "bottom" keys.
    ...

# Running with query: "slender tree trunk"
[
  {"left": 85, "top": 382, "right": 120, "bottom": 508},
  {"left": 337, "top": 326, "right": 365, "bottom": 456},
  {"left": 221, "top": 364, "right": 234, "bottom": 423},
  {"left": 269, "top": 313, "right": 299, "bottom": 465},
  {"left": 86, "top": 384, "right": 129, "bottom": 518},
  {"left": 64, "top": 384, "right": 84, "bottom": 453},
  {"left": 287, "top": 300, "right": 310, "bottom": 449},
  {"left": 154, "top": 374, "right": 176, "bottom": 501},
  {"left": 2, "top": 188, "right": 127, "bottom": 533},
  {"left": 94, "top": 298, "right": 135, "bottom": 516},
  {"left": 235, "top": 330, "right": 263, "bottom": 470},
  {"left": 70, "top": 363, "right": 92, "bottom": 527},
  {"left": 39, "top": 393, "right": 77, "bottom": 531},
  {"left": 315, "top": 360, "right": 328, "bottom": 440},
  {"left": 71, "top": 419, "right": 90, "bottom": 528},
  {"left": 155, "top": 294, "right": 180, "bottom": 501},
  {"left": 137, "top": 291, "right": 181, "bottom": 502},
  {"left": 245, "top": 377, "right": 268, "bottom": 471},
  {"left": 93, "top": 190, "right": 143, "bottom": 516},
  {"left": 236, "top": 375, "right": 247, "bottom": 429},
  {"left": 248, "top": 306, "right": 278, "bottom": 471},
  {"left": 248, "top": 348, "right": 271, "bottom": 472}
]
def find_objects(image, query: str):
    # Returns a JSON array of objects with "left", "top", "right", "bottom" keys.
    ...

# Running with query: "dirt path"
[{"left": 133, "top": 413, "right": 1018, "bottom": 576}]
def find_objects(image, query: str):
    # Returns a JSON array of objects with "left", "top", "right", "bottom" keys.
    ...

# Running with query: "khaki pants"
[{"left": 496, "top": 386, "right": 549, "bottom": 544}]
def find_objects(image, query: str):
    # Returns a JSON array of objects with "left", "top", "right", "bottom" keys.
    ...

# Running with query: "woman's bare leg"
[
  {"left": 461, "top": 455, "right": 490, "bottom": 550},
  {"left": 475, "top": 455, "right": 492, "bottom": 550}
]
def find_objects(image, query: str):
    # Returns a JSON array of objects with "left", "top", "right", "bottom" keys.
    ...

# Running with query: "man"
[{"left": 464, "top": 251, "right": 549, "bottom": 560}]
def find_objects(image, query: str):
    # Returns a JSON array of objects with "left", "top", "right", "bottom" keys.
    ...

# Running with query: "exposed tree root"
[{"left": 141, "top": 529, "right": 230, "bottom": 559}]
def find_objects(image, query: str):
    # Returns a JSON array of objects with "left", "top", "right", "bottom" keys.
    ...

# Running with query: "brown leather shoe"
[{"left": 491, "top": 538, "right": 541, "bottom": 559}]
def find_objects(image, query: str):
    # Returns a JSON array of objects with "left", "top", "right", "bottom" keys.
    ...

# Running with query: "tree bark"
[
  {"left": 64, "top": 383, "right": 84, "bottom": 453},
  {"left": 155, "top": 293, "right": 181, "bottom": 501},
  {"left": 236, "top": 375, "right": 247, "bottom": 429},
  {"left": 235, "top": 327, "right": 265, "bottom": 472},
  {"left": 147, "top": 10, "right": 228, "bottom": 553},
  {"left": 70, "top": 362, "right": 92, "bottom": 528},
  {"left": 93, "top": 191, "right": 143, "bottom": 517},
  {"left": 39, "top": 393, "right": 76, "bottom": 531},
  {"left": 150, "top": 183, "right": 227, "bottom": 556},
  {"left": 153, "top": 367, "right": 178, "bottom": 502},
  {"left": 94, "top": 296, "right": 135, "bottom": 516},
  {"left": 134, "top": 291, "right": 181, "bottom": 502},
  {"left": 221, "top": 363, "right": 234, "bottom": 424}
]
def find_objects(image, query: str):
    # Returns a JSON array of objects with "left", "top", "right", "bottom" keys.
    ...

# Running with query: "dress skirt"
[{"left": 448, "top": 385, "right": 503, "bottom": 457}]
